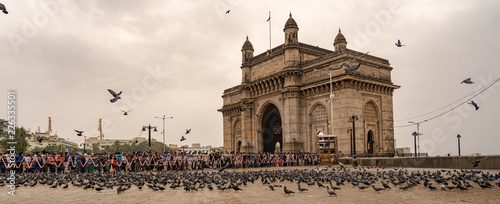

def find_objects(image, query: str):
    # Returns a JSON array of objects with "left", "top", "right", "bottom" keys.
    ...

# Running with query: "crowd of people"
[{"left": 0, "top": 151, "right": 321, "bottom": 174}]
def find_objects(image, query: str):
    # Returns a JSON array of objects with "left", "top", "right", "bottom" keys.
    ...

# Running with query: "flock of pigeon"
[{"left": 1, "top": 165, "right": 498, "bottom": 197}]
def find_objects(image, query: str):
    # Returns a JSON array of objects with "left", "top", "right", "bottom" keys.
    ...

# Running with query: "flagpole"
[{"left": 268, "top": 11, "right": 271, "bottom": 51}]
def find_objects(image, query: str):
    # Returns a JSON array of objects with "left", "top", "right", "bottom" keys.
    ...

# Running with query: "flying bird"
[
  {"left": 0, "top": 3, "right": 8, "bottom": 14},
  {"left": 395, "top": 39, "right": 405, "bottom": 47},
  {"left": 471, "top": 157, "right": 487, "bottom": 167},
  {"left": 180, "top": 135, "right": 186, "bottom": 142},
  {"left": 121, "top": 110, "right": 132, "bottom": 115},
  {"left": 37, "top": 136, "right": 43, "bottom": 143},
  {"left": 344, "top": 51, "right": 369, "bottom": 72},
  {"left": 468, "top": 101, "right": 479, "bottom": 111},
  {"left": 226, "top": 10, "right": 230, "bottom": 14},
  {"left": 74, "top": 130, "right": 84, "bottom": 136},
  {"left": 461, "top": 78, "right": 474, "bottom": 84},
  {"left": 185, "top": 129, "right": 191, "bottom": 134},
  {"left": 108, "top": 89, "right": 122, "bottom": 103}
]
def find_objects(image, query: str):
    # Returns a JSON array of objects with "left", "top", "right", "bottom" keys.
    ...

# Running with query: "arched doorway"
[
  {"left": 367, "top": 130, "right": 374, "bottom": 154},
  {"left": 262, "top": 104, "right": 282, "bottom": 153},
  {"left": 233, "top": 120, "right": 242, "bottom": 153}
]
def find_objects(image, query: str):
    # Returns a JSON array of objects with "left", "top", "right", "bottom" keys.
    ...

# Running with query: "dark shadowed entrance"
[
  {"left": 262, "top": 104, "right": 282, "bottom": 153},
  {"left": 367, "top": 130, "right": 374, "bottom": 154}
]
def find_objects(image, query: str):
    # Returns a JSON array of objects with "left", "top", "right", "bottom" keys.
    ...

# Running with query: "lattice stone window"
[
  {"left": 312, "top": 105, "right": 328, "bottom": 122},
  {"left": 364, "top": 102, "right": 378, "bottom": 120}
]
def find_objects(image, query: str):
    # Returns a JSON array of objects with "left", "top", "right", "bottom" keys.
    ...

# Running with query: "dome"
[
  {"left": 242, "top": 36, "right": 254, "bottom": 50},
  {"left": 284, "top": 13, "right": 298, "bottom": 29},
  {"left": 334, "top": 29, "right": 347, "bottom": 44}
]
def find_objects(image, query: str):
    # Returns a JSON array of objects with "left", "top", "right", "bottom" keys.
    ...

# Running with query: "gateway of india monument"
[{"left": 219, "top": 14, "right": 400, "bottom": 155}]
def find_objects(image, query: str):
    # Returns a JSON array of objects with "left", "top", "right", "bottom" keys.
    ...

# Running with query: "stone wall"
[{"left": 344, "top": 156, "right": 500, "bottom": 169}]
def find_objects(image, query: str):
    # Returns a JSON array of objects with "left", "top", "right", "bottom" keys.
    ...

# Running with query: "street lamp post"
[
  {"left": 80, "top": 143, "right": 87, "bottom": 153},
  {"left": 457, "top": 134, "right": 462, "bottom": 156},
  {"left": 349, "top": 115, "right": 359, "bottom": 166},
  {"left": 314, "top": 68, "right": 336, "bottom": 153},
  {"left": 155, "top": 115, "right": 173, "bottom": 153},
  {"left": 142, "top": 124, "right": 157, "bottom": 151}
]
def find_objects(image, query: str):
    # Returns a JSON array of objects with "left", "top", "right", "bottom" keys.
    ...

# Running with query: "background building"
[
  {"left": 219, "top": 14, "right": 399, "bottom": 155},
  {"left": 28, "top": 117, "right": 78, "bottom": 151},
  {"left": 84, "top": 136, "right": 149, "bottom": 150}
]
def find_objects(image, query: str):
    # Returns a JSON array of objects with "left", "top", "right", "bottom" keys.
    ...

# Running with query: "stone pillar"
[{"left": 282, "top": 88, "right": 301, "bottom": 153}]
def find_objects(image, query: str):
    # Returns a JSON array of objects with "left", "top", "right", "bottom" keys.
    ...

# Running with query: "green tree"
[
  {"left": 44, "top": 144, "right": 67, "bottom": 153},
  {"left": 0, "top": 119, "right": 30, "bottom": 154},
  {"left": 30, "top": 146, "right": 44, "bottom": 154}
]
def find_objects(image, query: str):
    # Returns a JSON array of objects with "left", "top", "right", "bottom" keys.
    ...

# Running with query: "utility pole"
[
  {"left": 408, "top": 121, "right": 424, "bottom": 156},
  {"left": 457, "top": 134, "right": 461, "bottom": 156}
]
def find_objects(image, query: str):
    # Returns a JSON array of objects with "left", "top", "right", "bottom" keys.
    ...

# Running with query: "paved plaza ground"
[{"left": 1, "top": 165, "right": 499, "bottom": 204}]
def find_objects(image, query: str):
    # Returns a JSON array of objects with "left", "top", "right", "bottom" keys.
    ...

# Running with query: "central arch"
[{"left": 262, "top": 104, "right": 282, "bottom": 153}]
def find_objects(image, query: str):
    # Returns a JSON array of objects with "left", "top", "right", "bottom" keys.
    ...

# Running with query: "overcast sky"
[{"left": 1, "top": 0, "right": 499, "bottom": 156}]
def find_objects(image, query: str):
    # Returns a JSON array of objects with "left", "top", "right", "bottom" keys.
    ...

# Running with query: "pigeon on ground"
[
  {"left": 298, "top": 184, "right": 308, "bottom": 192},
  {"left": 108, "top": 89, "right": 122, "bottom": 103},
  {"left": 74, "top": 130, "right": 84, "bottom": 136},
  {"left": 468, "top": 101, "right": 479, "bottom": 111},
  {"left": 0, "top": 3, "right": 7, "bottom": 14},
  {"left": 395, "top": 39, "right": 405, "bottom": 47},
  {"left": 326, "top": 186, "right": 337, "bottom": 196},
  {"left": 461, "top": 78, "right": 474, "bottom": 84},
  {"left": 372, "top": 185, "right": 385, "bottom": 192},
  {"left": 284, "top": 186, "right": 295, "bottom": 195},
  {"left": 268, "top": 184, "right": 275, "bottom": 191},
  {"left": 357, "top": 185, "right": 368, "bottom": 190}
]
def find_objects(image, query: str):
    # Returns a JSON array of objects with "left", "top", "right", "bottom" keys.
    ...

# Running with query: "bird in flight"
[
  {"left": 185, "top": 129, "right": 191, "bottom": 134},
  {"left": 180, "top": 135, "right": 186, "bottom": 142},
  {"left": 471, "top": 157, "right": 487, "bottom": 167},
  {"left": 74, "top": 130, "right": 84, "bottom": 136},
  {"left": 344, "top": 51, "right": 369, "bottom": 72},
  {"left": 226, "top": 10, "right": 230, "bottom": 14},
  {"left": 461, "top": 78, "right": 474, "bottom": 84},
  {"left": 37, "top": 136, "right": 43, "bottom": 143},
  {"left": 121, "top": 110, "right": 132, "bottom": 115},
  {"left": 0, "top": 3, "right": 8, "bottom": 14},
  {"left": 468, "top": 101, "right": 479, "bottom": 111},
  {"left": 108, "top": 89, "right": 122, "bottom": 103},
  {"left": 395, "top": 39, "right": 405, "bottom": 47}
]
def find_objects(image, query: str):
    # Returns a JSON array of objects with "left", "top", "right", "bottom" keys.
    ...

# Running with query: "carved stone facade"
[{"left": 218, "top": 14, "right": 400, "bottom": 154}]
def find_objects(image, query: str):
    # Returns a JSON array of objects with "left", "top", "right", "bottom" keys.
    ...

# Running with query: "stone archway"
[
  {"left": 262, "top": 104, "right": 282, "bottom": 153},
  {"left": 364, "top": 101, "right": 379, "bottom": 154},
  {"left": 233, "top": 120, "right": 241, "bottom": 152}
]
